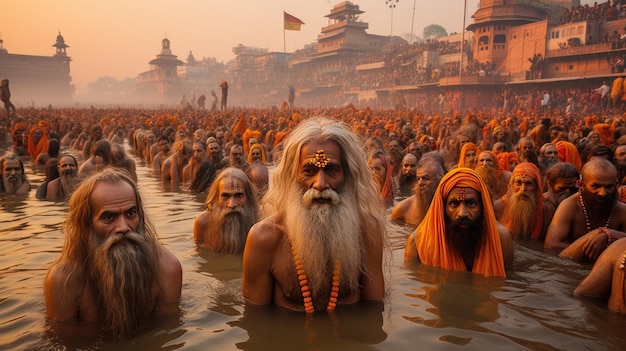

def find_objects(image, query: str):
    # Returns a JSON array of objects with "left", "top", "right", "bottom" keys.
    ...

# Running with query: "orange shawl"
[
  {"left": 458, "top": 142, "right": 478, "bottom": 168},
  {"left": 247, "top": 143, "right": 267, "bottom": 164},
  {"left": 497, "top": 152, "right": 519, "bottom": 172},
  {"left": 555, "top": 141, "right": 582, "bottom": 171},
  {"left": 414, "top": 168, "right": 506, "bottom": 277},
  {"left": 27, "top": 126, "right": 49, "bottom": 161}
]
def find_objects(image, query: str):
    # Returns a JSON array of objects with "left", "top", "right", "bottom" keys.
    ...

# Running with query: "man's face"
[
  {"left": 192, "top": 143, "right": 205, "bottom": 161},
  {"left": 549, "top": 177, "right": 578, "bottom": 201},
  {"left": 464, "top": 150, "right": 477, "bottom": 166},
  {"left": 32, "top": 128, "right": 43, "bottom": 143},
  {"left": 159, "top": 140, "right": 171, "bottom": 154},
  {"left": 477, "top": 152, "right": 495, "bottom": 169},
  {"left": 58, "top": 156, "right": 78, "bottom": 177},
  {"left": 388, "top": 140, "right": 401, "bottom": 153},
  {"left": 92, "top": 127, "right": 102, "bottom": 140},
  {"left": 541, "top": 145, "right": 558, "bottom": 162},
  {"left": 297, "top": 140, "right": 345, "bottom": 195},
  {"left": 251, "top": 148, "right": 262, "bottom": 162},
  {"left": 230, "top": 145, "right": 244, "bottom": 163},
  {"left": 511, "top": 175, "right": 537, "bottom": 197},
  {"left": 90, "top": 181, "right": 140, "bottom": 240},
  {"left": 615, "top": 146, "right": 626, "bottom": 167},
  {"left": 415, "top": 165, "right": 438, "bottom": 196},
  {"left": 519, "top": 141, "right": 535, "bottom": 158},
  {"left": 2, "top": 159, "right": 22, "bottom": 182},
  {"left": 369, "top": 157, "right": 386, "bottom": 184},
  {"left": 401, "top": 156, "right": 418, "bottom": 176},
  {"left": 208, "top": 142, "right": 221, "bottom": 157},
  {"left": 146, "top": 134, "right": 156, "bottom": 144},
  {"left": 581, "top": 170, "right": 618, "bottom": 206},
  {"left": 445, "top": 187, "right": 483, "bottom": 225},
  {"left": 217, "top": 177, "right": 247, "bottom": 209}
]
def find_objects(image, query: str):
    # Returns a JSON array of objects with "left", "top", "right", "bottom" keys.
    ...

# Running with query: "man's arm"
[
  {"left": 404, "top": 231, "right": 419, "bottom": 261},
  {"left": 46, "top": 179, "right": 60, "bottom": 199},
  {"left": 544, "top": 197, "right": 576, "bottom": 250},
  {"left": 155, "top": 247, "right": 182, "bottom": 316},
  {"left": 497, "top": 222, "right": 514, "bottom": 267},
  {"left": 574, "top": 238, "right": 626, "bottom": 298},
  {"left": 361, "top": 217, "right": 385, "bottom": 301},
  {"left": 390, "top": 198, "right": 409, "bottom": 221},
  {"left": 242, "top": 221, "right": 279, "bottom": 305},
  {"left": 192, "top": 211, "right": 209, "bottom": 244},
  {"left": 44, "top": 263, "right": 81, "bottom": 321}
]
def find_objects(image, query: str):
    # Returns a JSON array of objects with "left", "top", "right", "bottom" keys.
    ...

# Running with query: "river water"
[{"left": 1, "top": 143, "right": 625, "bottom": 350}]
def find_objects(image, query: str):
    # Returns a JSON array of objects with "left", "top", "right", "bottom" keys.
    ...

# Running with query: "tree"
[{"left": 423, "top": 24, "right": 447, "bottom": 40}]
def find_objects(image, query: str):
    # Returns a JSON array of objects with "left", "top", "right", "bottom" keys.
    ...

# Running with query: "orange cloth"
[
  {"left": 414, "top": 168, "right": 506, "bottom": 277},
  {"left": 247, "top": 143, "right": 267, "bottom": 165},
  {"left": 27, "top": 126, "right": 49, "bottom": 161},
  {"left": 500, "top": 162, "right": 544, "bottom": 240},
  {"left": 458, "top": 142, "right": 478, "bottom": 168},
  {"left": 370, "top": 151, "right": 394, "bottom": 205},
  {"left": 593, "top": 123, "right": 614, "bottom": 146},
  {"left": 555, "top": 141, "right": 582, "bottom": 171},
  {"left": 242, "top": 129, "right": 262, "bottom": 154},
  {"left": 497, "top": 152, "right": 519, "bottom": 172}
]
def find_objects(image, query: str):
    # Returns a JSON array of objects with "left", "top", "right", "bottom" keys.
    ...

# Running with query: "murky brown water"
[{"left": 1, "top": 144, "right": 624, "bottom": 350}]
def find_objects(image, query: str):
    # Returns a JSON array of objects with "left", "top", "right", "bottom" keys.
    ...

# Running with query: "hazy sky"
[{"left": 2, "top": 0, "right": 594, "bottom": 93}]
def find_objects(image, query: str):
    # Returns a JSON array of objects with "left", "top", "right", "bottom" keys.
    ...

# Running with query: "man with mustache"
[
  {"left": 243, "top": 117, "right": 386, "bottom": 312},
  {"left": 0, "top": 154, "right": 30, "bottom": 194},
  {"left": 193, "top": 167, "right": 259, "bottom": 254},
  {"left": 393, "top": 152, "right": 418, "bottom": 200},
  {"left": 474, "top": 150, "right": 510, "bottom": 201},
  {"left": 405, "top": 168, "right": 513, "bottom": 277},
  {"left": 391, "top": 157, "right": 444, "bottom": 228},
  {"left": 494, "top": 162, "right": 547, "bottom": 241},
  {"left": 545, "top": 158, "right": 626, "bottom": 261},
  {"left": 46, "top": 154, "right": 80, "bottom": 199},
  {"left": 44, "top": 168, "right": 182, "bottom": 338}
]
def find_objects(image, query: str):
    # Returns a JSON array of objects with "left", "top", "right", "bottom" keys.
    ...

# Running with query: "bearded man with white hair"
[
  {"left": 194, "top": 167, "right": 259, "bottom": 254},
  {"left": 243, "top": 117, "right": 386, "bottom": 312},
  {"left": 44, "top": 168, "right": 182, "bottom": 338}
]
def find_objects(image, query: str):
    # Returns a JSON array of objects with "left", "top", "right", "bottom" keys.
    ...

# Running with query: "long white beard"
[
  {"left": 283, "top": 183, "right": 363, "bottom": 309},
  {"left": 3, "top": 176, "right": 19, "bottom": 193}
]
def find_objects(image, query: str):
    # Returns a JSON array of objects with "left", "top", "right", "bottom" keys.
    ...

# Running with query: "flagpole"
[{"left": 284, "top": 27, "right": 286, "bottom": 53}]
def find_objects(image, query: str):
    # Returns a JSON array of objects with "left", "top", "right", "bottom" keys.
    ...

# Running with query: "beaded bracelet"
[
  {"left": 620, "top": 250, "right": 626, "bottom": 270},
  {"left": 599, "top": 227, "right": 612, "bottom": 245}
]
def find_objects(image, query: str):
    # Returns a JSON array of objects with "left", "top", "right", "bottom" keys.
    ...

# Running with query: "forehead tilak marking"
[
  {"left": 457, "top": 187, "right": 466, "bottom": 201},
  {"left": 309, "top": 149, "right": 330, "bottom": 168}
]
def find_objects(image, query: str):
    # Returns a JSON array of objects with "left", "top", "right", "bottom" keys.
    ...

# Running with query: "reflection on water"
[{"left": 0, "top": 144, "right": 625, "bottom": 350}]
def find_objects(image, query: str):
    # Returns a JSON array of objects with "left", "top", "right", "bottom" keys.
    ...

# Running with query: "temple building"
[
  {"left": 136, "top": 38, "right": 185, "bottom": 105},
  {"left": 0, "top": 32, "right": 73, "bottom": 105}
]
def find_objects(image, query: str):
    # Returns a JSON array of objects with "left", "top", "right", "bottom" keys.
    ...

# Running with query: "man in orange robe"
[{"left": 405, "top": 168, "right": 513, "bottom": 277}]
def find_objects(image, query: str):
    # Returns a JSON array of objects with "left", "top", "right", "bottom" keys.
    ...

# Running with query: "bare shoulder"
[
  {"left": 391, "top": 196, "right": 412, "bottom": 219},
  {"left": 247, "top": 215, "right": 285, "bottom": 250},
  {"left": 158, "top": 245, "right": 182, "bottom": 277},
  {"left": 194, "top": 210, "right": 210, "bottom": 228}
]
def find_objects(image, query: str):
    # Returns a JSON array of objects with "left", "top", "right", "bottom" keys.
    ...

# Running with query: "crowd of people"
[{"left": 1, "top": 101, "right": 626, "bottom": 339}]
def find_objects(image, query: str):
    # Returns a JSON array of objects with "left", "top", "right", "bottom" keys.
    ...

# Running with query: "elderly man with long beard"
[
  {"left": 474, "top": 150, "right": 510, "bottom": 201},
  {"left": 46, "top": 154, "right": 80, "bottom": 199},
  {"left": 193, "top": 167, "right": 259, "bottom": 254},
  {"left": 0, "top": 154, "right": 30, "bottom": 194},
  {"left": 494, "top": 162, "right": 548, "bottom": 241},
  {"left": 404, "top": 168, "right": 513, "bottom": 277},
  {"left": 391, "top": 157, "right": 444, "bottom": 228},
  {"left": 44, "top": 168, "right": 182, "bottom": 339},
  {"left": 545, "top": 158, "right": 626, "bottom": 261},
  {"left": 243, "top": 117, "right": 386, "bottom": 313},
  {"left": 538, "top": 143, "right": 559, "bottom": 173}
]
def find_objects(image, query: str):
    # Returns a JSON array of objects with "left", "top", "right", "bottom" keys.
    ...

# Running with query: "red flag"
[{"left": 284, "top": 11, "right": 304, "bottom": 31}]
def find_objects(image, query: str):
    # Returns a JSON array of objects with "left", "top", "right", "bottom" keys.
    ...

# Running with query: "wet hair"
[
  {"left": 545, "top": 162, "right": 579, "bottom": 186},
  {"left": 190, "top": 161, "right": 217, "bottom": 193},
  {"left": 204, "top": 167, "right": 258, "bottom": 213}
]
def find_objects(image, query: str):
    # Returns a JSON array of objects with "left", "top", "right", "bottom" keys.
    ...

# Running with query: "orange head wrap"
[
  {"left": 414, "top": 168, "right": 506, "bottom": 277},
  {"left": 555, "top": 141, "right": 582, "bottom": 171},
  {"left": 458, "top": 142, "right": 479, "bottom": 168},
  {"left": 503, "top": 162, "right": 544, "bottom": 240}
]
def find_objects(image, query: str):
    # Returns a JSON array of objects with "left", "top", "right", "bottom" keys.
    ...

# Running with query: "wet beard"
[
  {"left": 399, "top": 173, "right": 416, "bottom": 187},
  {"left": 283, "top": 184, "right": 362, "bottom": 310},
  {"left": 474, "top": 165, "right": 499, "bottom": 197},
  {"left": 203, "top": 206, "right": 256, "bottom": 254},
  {"left": 416, "top": 185, "right": 436, "bottom": 217},
  {"left": 3, "top": 175, "right": 19, "bottom": 193},
  {"left": 60, "top": 171, "right": 79, "bottom": 195},
  {"left": 540, "top": 157, "right": 558, "bottom": 171},
  {"left": 445, "top": 217, "right": 485, "bottom": 269},
  {"left": 581, "top": 188, "right": 617, "bottom": 214},
  {"left": 87, "top": 231, "right": 160, "bottom": 338},
  {"left": 502, "top": 191, "right": 537, "bottom": 239}
]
